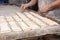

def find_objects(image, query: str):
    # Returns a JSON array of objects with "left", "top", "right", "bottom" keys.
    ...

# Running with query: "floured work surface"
[{"left": 0, "top": 5, "right": 60, "bottom": 39}]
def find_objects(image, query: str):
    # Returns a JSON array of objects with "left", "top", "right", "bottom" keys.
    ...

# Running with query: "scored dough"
[{"left": 29, "top": 12, "right": 59, "bottom": 26}]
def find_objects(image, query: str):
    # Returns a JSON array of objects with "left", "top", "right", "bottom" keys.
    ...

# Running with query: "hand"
[
  {"left": 40, "top": 5, "right": 51, "bottom": 13},
  {"left": 20, "top": 4, "right": 29, "bottom": 10}
]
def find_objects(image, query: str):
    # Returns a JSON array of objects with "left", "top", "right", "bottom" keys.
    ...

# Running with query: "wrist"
[{"left": 25, "top": 3, "right": 30, "bottom": 8}]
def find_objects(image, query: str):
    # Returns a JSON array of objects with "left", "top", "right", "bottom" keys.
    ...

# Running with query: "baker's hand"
[
  {"left": 40, "top": 5, "right": 51, "bottom": 13},
  {"left": 20, "top": 4, "right": 28, "bottom": 10}
]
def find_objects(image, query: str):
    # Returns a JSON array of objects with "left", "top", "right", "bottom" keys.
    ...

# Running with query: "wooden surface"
[{"left": 0, "top": 5, "right": 60, "bottom": 40}]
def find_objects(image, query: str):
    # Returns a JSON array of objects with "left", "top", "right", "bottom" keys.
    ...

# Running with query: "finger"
[
  {"left": 20, "top": 5, "right": 25, "bottom": 10},
  {"left": 23, "top": 6, "right": 26, "bottom": 10},
  {"left": 20, "top": 5, "right": 23, "bottom": 8}
]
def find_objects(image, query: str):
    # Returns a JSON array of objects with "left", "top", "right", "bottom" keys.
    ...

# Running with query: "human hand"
[
  {"left": 40, "top": 5, "right": 51, "bottom": 13},
  {"left": 20, "top": 4, "right": 29, "bottom": 10}
]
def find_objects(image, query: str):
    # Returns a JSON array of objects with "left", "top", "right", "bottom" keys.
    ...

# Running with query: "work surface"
[{"left": 0, "top": 5, "right": 60, "bottom": 40}]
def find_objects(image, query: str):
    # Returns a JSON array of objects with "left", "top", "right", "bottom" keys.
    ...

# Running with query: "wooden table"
[{"left": 0, "top": 5, "right": 60, "bottom": 40}]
